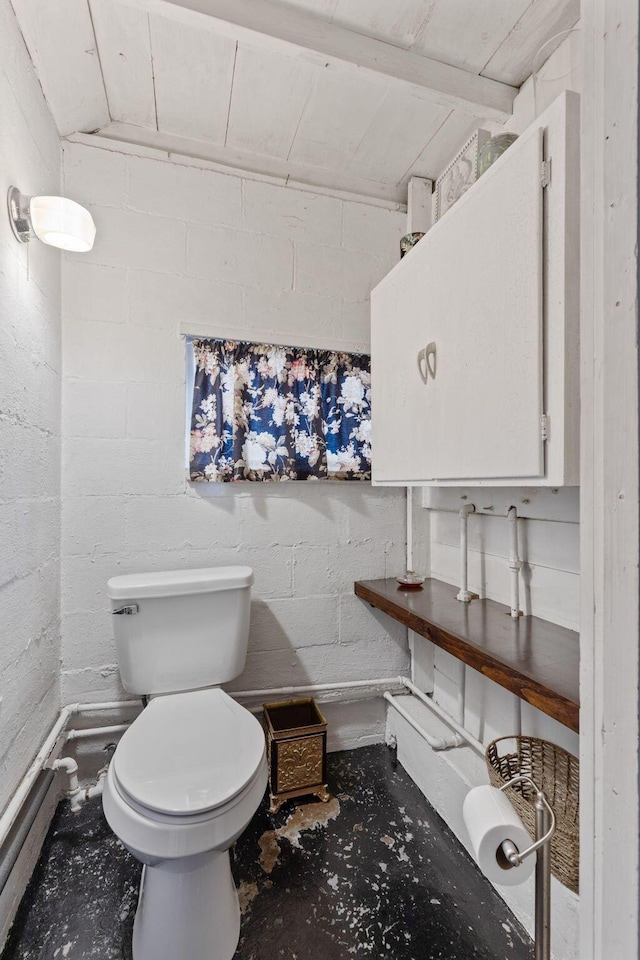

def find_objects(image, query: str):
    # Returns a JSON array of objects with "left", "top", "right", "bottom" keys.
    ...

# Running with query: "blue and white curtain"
[{"left": 189, "top": 338, "right": 371, "bottom": 482}]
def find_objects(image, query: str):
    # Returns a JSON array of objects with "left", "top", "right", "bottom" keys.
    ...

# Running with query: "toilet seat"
[
  {"left": 113, "top": 688, "right": 266, "bottom": 817},
  {"left": 111, "top": 758, "right": 267, "bottom": 826},
  {"left": 103, "top": 749, "right": 268, "bottom": 864}
]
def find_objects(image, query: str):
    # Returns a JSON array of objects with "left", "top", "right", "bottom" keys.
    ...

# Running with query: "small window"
[{"left": 187, "top": 338, "right": 371, "bottom": 482}]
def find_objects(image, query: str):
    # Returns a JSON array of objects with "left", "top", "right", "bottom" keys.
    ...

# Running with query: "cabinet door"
[
  {"left": 371, "top": 238, "right": 437, "bottom": 482},
  {"left": 372, "top": 125, "right": 544, "bottom": 484}
]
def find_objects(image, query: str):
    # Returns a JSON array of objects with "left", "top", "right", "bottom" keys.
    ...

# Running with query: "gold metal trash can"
[{"left": 263, "top": 698, "right": 330, "bottom": 814}]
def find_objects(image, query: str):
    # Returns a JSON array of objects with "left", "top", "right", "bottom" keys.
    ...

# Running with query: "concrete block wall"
[
  {"left": 60, "top": 140, "right": 409, "bottom": 714},
  {"left": 0, "top": 0, "right": 62, "bottom": 811}
]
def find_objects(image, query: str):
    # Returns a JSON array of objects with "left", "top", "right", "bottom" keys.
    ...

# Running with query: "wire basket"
[{"left": 486, "top": 736, "right": 579, "bottom": 893}]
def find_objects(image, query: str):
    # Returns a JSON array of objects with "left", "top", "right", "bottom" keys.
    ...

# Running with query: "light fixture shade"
[{"left": 29, "top": 195, "right": 96, "bottom": 252}]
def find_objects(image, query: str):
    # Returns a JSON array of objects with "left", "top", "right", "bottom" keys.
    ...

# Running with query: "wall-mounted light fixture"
[{"left": 7, "top": 186, "right": 96, "bottom": 252}]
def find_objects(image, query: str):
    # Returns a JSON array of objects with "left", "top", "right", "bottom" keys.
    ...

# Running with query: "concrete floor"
[{"left": 1, "top": 745, "right": 532, "bottom": 960}]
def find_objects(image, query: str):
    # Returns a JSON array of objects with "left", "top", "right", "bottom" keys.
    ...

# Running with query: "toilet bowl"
[{"left": 103, "top": 687, "right": 268, "bottom": 960}]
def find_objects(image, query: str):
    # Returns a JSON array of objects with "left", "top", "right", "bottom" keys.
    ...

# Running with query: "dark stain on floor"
[{"left": 1, "top": 745, "right": 532, "bottom": 960}]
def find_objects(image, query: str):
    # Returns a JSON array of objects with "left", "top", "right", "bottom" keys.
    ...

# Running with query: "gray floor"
[{"left": 1, "top": 745, "right": 532, "bottom": 960}]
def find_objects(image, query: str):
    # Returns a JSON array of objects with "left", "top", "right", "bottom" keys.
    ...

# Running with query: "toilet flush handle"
[{"left": 112, "top": 604, "right": 139, "bottom": 615}]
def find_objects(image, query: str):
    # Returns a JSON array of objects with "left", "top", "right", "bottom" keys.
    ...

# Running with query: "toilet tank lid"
[{"left": 107, "top": 566, "right": 253, "bottom": 600}]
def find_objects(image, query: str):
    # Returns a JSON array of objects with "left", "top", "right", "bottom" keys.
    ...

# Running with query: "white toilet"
[{"left": 102, "top": 566, "right": 268, "bottom": 960}]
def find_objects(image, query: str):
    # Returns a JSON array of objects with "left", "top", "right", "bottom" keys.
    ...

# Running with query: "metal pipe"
[
  {"left": 507, "top": 506, "right": 522, "bottom": 618},
  {"left": 456, "top": 504, "right": 476, "bottom": 602},
  {"left": 0, "top": 769, "right": 55, "bottom": 896},
  {"left": 384, "top": 693, "right": 464, "bottom": 750},
  {"left": 535, "top": 793, "right": 552, "bottom": 960},
  {"left": 399, "top": 677, "right": 485, "bottom": 756}
]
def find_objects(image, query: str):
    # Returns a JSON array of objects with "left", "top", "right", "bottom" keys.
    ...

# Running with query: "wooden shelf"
[{"left": 354, "top": 577, "right": 579, "bottom": 733}]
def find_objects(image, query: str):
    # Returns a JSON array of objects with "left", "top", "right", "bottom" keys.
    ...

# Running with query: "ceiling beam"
[
  {"left": 120, "top": 0, "right": 517, "bottom": 121},
  {"left": 70, "top": 124, "right": 410, "bottom": 206}
]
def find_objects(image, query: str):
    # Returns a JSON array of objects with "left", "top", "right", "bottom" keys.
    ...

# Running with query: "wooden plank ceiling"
[{"left": 11, "top": 0, "right": 579, "bottom": 204}]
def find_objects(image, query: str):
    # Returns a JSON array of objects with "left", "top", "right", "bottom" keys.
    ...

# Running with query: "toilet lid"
[{"left": 113, "top": 689, "right": 265, "bottom": 816}]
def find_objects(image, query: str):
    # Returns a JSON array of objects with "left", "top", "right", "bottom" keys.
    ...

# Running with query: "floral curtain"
[{"left": 189, "top": 338, "right": 371, "bottom": 482}]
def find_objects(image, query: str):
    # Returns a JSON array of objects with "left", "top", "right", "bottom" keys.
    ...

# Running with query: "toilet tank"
[{"left": 107, "top": 566, "right": 253, "bottom": 696}]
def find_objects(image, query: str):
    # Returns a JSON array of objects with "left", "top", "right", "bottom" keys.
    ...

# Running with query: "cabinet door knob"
[{"left": 417, "top": 342, "right": 437, "bottom": 383}]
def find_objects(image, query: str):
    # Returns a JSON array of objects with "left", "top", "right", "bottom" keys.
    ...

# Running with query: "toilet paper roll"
[{"left": 463, "top": 785, "right": 535, "bottom": 887}]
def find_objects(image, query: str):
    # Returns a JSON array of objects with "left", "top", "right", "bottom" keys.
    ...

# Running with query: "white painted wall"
[
  {"left": 0, "top": 0, "right": 62, "bottom": 814},
  {"left": 579, "top": 2, "right": 639, "bottom": 955},
  {"left": 60, "top": 140, "right": 410, "bottom": 743}
]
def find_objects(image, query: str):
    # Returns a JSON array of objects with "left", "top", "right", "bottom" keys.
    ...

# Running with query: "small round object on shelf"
[
  {"left": 400, "top": 232, "right": 425, "bottom": 258},
  {"left": 477, "top": 133, "right": 519, "bottom": 177},
  {"left": 397, "top": 571, "right": 425, "bottom": 590}
]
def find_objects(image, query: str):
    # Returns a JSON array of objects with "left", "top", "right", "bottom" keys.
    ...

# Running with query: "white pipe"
[
  {"left": 51, "top": 757, "right": 84, "bottom": 813},
  {"left": 456, "top": 503, "right": 476, "bottom": 602},
  {"left": 399, "top": 677, "right": 485, "bottom": 756},
  {"left": 409, "top": 633, "right": 416, "bottom": 685},
  {"left": 0, "top": 704, "right": 77, "bottom": 848},
  {"left": 52, "top": 758, "right": 110, "bottom": 810},
  {"left": 84, "top": 766, "right": 109, "bottom": 802},
  {"left": 507, "top": 506, "right": 522, "bottom": 618},
  {"left": 50, "top": 757, "right": 79, "bottom": 794},
  {"left": 75, "top": 701, "right": 140, "bottom": 713},
  {"left": 384, "top": 693, "right": 464, "bottom": 750},
  {"left": 231, "top": 677, "right": 404, "bottom": 700},
  {"left": 406, "top": 487, "right": 413, "bottom": 573},
  {"left": 85, "top": 781, "right": 106, "bottom": 802},
  {"left": 455, "top": 661, "right": 466, "bottom": 725},
  {"left": 0, "top": 699, "right": 140, "bottom": 847},
  {"left": 424, "top": 505, "right": 575, "bottom": 524},
  {"left": 64, "top": 723, "right": 132, "bottom": 742}
]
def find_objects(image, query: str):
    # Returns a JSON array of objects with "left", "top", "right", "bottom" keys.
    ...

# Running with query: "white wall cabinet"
[{"left": 371, "top": 92, "right": 579, "bottom": 486}]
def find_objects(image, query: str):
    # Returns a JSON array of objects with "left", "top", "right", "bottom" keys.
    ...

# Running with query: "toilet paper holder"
[{"left": 499, "top": 774, "right": 557, "bottom": 960}]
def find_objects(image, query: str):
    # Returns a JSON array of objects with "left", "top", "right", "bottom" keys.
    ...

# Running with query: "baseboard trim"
[{"left": 0, "top": 779, "right": 61, "bottom": 952}]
